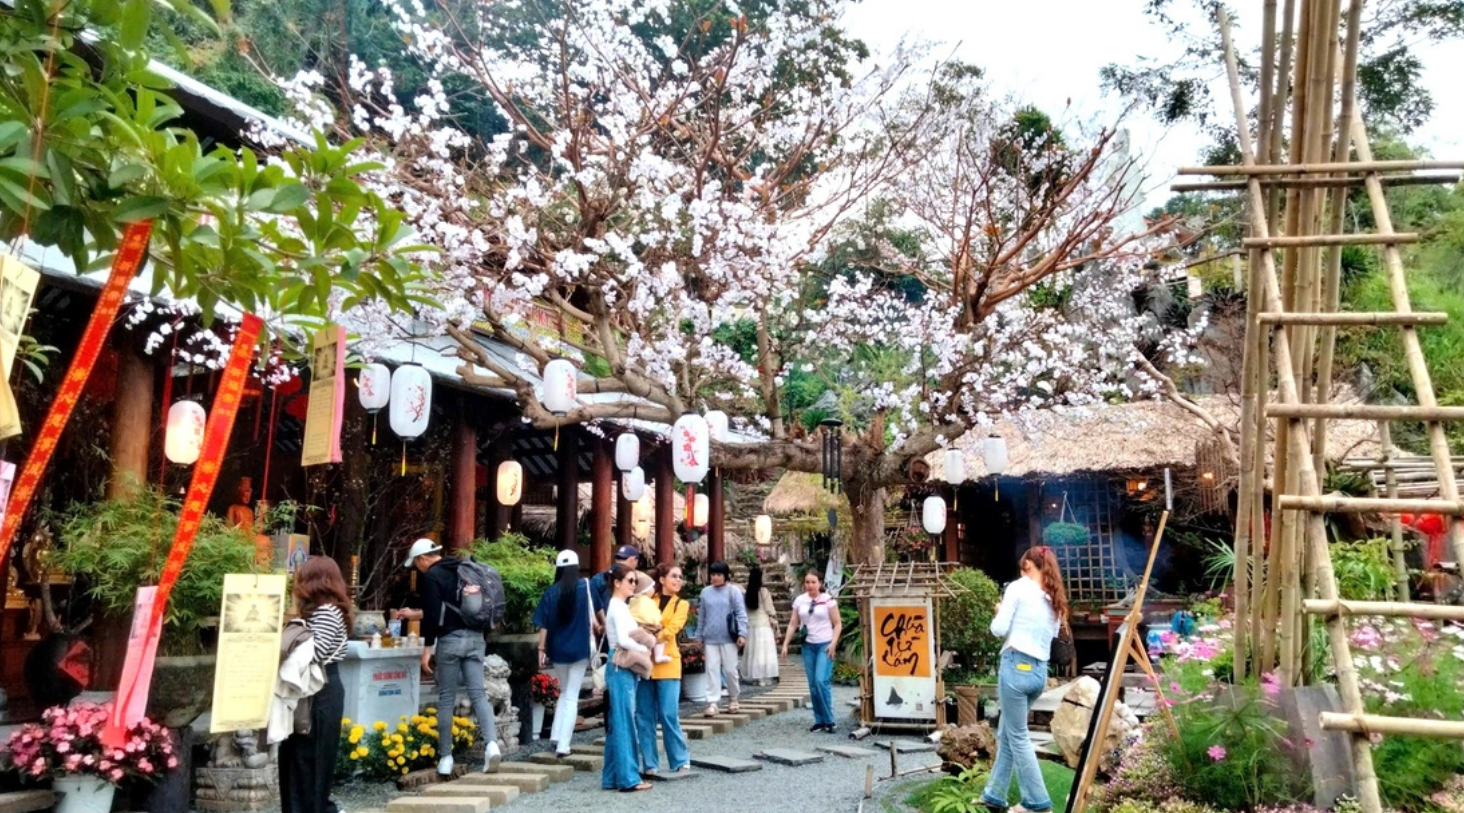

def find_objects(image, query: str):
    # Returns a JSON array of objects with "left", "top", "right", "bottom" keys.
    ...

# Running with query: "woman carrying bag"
[{"left": 532, "top": 550, "right": 594, "bottom": 758}]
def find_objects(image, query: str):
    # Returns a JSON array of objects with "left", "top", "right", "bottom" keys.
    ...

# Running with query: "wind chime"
[{"left": 820, "top": 417, "right": 843, "bottom": 494}]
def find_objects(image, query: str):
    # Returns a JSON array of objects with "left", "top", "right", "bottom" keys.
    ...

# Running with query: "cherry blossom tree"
[{"left": 284, "top": 0, "right": 1194, "bottom": 562}]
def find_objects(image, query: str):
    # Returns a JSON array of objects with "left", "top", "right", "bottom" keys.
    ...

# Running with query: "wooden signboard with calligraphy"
[{"left": 870, "top": 597, "right": 937, "bottom": 721}]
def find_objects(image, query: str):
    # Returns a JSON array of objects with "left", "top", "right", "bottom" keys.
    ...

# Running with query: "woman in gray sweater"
[{"left": 694, "top": 561, "right": 748, "bottom": 715}]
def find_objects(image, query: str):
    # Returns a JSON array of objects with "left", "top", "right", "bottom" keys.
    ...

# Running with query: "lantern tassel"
[
  {"left": 995, "top": 478, "right": 1000, "bottom": 502},
  {"left": 686, "top": 485, "right": 694, "bottom": 527},
  {"left": 554, "top": 424, "right": 559, "bottom": 452},
  {"left": 372, "top": 413, "right": 378, "bottom": 445},
  {"left": 401, "top": 441, "right": 407, "bottom": 477}
]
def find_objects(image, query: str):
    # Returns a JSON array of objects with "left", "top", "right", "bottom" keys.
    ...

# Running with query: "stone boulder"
[
  {"left": 937, "top": 722, "right": 999, "bottom": 772},
  {"left": 1050, "top": 676, "right": 1139, "bottom": 772}
]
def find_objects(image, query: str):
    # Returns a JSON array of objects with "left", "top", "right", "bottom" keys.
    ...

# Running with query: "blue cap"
[{"left": 615, "top": 545, "right": 640, "bottom": 561}]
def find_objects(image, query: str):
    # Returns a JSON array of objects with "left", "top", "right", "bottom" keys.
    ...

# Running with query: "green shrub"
[
  {"left": 1330, "top": 538, "right": 1396, "bottom": 601},
  {"left": 1368, "top": 648, "right": 1464, "bottom": 810},
  {"left": 1043, "top": 522, "right": 1089, "bottom": 547},
  {"left": 941, "top": 568, "right": 1003, "bottom": 679},
  {"left": 468, "top": 533, "right": 555, "bottom": 635},
  {"left": 1157, "top": 683, "right": 1309, "bottom": 810},
  {"left": 56, "top": 488, "right": 266, "bottom": 654}
]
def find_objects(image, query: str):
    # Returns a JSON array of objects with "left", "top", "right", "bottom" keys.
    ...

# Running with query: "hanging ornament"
[
  {"left": 496, "top": 460, "right": 523, "bottom": 506},
  {"left": 705, "top": 410, "right": 729, "bottom": 443},
  {"left": 164, "top": 400, "right": 206, "bottom": 465},
  {"left": 390, "top": 364, "right": 432, "bottom": 475},
  {"left": 944, "top": 448, "right": 966, "bottom": 510},
  {"left": 671, "top": 414, "right": 710, "bottom": 484},
  {"left": 691, "top": 493, "right": 710, "bottom": 527},
  {"left": 542, "top": 358, "right": 577, "bottom": 451},
  {"left": 615, "top": 434, "right": 640, "bottom": 472},
  {"left": 358, "top": 362, "right": 390, "bottom": 445},
  {"left": 754, "top": 514, "right": 773, "bottom": 546},
  {"left": 632, "top": 495, "right": 652, "bottom": 540},
  {"left": 820, "top": 417, "right": 844, "bottom": 494},
  {"left": 983, "top": 435, "right": 1008, "bottom": 501},
  {"left": 622, "top": 466, "right": 647, "bottom": 501},
  {"left": 922, "top": 495, "right": 948, "bottom": 535}
]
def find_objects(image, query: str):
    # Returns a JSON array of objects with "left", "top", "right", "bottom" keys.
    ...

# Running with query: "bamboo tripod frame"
[{"left": 1178, "top": 3, "right": 1464, "bottom": 812}]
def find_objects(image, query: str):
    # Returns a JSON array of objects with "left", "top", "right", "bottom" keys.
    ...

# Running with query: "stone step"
[
  {"left": 687, "top": 715, "right": 736, "bottom": 733},
  {"left": 754, "top": 748, "right": 825, "bottom": 766},
  {"left": 569, "top": 744, "right": 603, "bottom": 755},
  {"left": 817, "top": 744, "right": 881, "bottom": 759},
  {"left": 873, "top": 740, "right": 939, "bottom": 754},
  {"left": 675, "top": 724, "right": 712, "bottom": 740},
  {"left": 689, "top": 755, "right": 763, "bottom": 773},
  {"left": 529, "top": 751, "right": 602, "bottom": 771},
  {"left": 645, "top": 769, "right": 698, "bottom": 782},
  {"left": 490, "top": 761, "right": 575, "bottom": 783},
  {"left": 741, "top": 698, "right": 794, "bottom": 713},
  {"left": 385, "top": 798, "right": 489, "bottom": 813},
  {"left": 0, "top": 792, "right": 54, "bottom": 813},
  {"left": 423, "top": 784, "right": 520, "bottom": 806},
  {"left": 732, "top": 705, "right": 769, "bottom": 719},
  {"left": 462, "top": 772, "right": 549, "bottom": 793}
]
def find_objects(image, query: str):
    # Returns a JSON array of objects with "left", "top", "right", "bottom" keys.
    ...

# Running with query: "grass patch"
[{"left": 902, "top": 761, "right": 1077, "bottom": 813}]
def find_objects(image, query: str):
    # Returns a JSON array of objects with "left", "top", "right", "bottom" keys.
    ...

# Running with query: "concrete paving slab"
[
  {"left": 689, "top": 755, "right": 763, "bottom": 773},
  {"left": 754, "top": 748, "right": 825, "bottom": 766}
]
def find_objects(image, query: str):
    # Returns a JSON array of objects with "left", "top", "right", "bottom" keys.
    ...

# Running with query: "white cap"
[
  {"left": 402, "top": 538, "right": 442, "bottom": 569},
  {"left": 555, "top": 550, "right": 579, "bottom": 568}
]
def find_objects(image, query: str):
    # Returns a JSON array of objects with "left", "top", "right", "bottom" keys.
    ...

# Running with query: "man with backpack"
[{"left": 406, "top": 538, "right": 505, "bottom": 775}]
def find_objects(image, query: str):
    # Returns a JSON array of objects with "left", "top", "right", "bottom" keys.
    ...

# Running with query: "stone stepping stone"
[
  {"left": 423, "top": 784, "right": 520, "bottom": 806},
  {"left": 754, "top": 748, "right": 825, "bottom": 766},
  {"left": 569, "top": 744, "right": 603, "bottom": 755},
  {"left": 645, "top": 769, "right": 698, "bottom": 782},
  {"left": 718, "top": 712, "right": 753, "bottom": 728},
  {"left": 761, "top": 696, "right": 806, "bottom": 708},
  {"left": 689, "top": 755, "right": 763, "bottom": 773},
  {"left": 529, "top": 751, "right": 602, "bottom": 771},
  {"left": 462, "top": 772, "right": 548, "bottom": 793},
  {"left": 817, "top": 744, "right": 881, "bottom": 759},
  {"left": 742, "top": 698, "right": 793, "bottom": 713},
  {"left": 386, "top": 798, "right": 489, "bottom": 813},
  {"left": 735, "top": 705, "right": 770, "bottom": 718},
  {"left": 677, "top": 725, "right": 711, "bottom": 740},
  {"left": 690, "top": 715, "right": 736, "bottom": 733},
  {"left": 873, "top": 740, "right": 939, "bottom": 754},
  {"left": 490, "top": 761, "right": 575, "bottom": 783}
]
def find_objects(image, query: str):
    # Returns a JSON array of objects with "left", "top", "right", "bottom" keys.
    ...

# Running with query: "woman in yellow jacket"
[{"left": 635, "top": 564, "right": 692, "bottom": 776}]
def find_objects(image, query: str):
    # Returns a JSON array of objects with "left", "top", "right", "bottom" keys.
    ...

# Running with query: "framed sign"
[{"left": 870, "top": 597, "right": 937, "bottom": 720}]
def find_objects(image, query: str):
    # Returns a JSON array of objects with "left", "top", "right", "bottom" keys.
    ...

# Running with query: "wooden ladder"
[{"left": 1173, "top": 4, "right": 1464, "bottom": 813}]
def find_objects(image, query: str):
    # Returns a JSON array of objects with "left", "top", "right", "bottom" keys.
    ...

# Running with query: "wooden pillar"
[
  {"left": 616, "top": 490, "right": 633, "bottom": 555},
  {"left": 1027, "top": 481, "right": 1043, "bottom": 549},
  {"left": 655, "top": 445, "right": 675, "bottom": 568},
  {"left": 708, "top": 470, "right": 726, "bottom": 564},
  {"left": 556, "top": 430, "right": 580, "bottom": 551},
  {"left": 591, "top": 438, "right": 613, "bottom": 569},
  {"left": 485, "top": 442, "right": 507, "bottom": 540},
  {"left": 107, "top": 347, "right": 154, "bottom": 500},
  {"left": 449, "top": 414, "right": 477, "bottom": 552},
  {"left": 943, "top": 486, "right": 959, "bottom": 564}
]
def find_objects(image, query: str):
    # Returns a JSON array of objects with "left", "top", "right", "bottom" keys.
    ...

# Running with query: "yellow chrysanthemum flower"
[
  {"left": 392, "top": 734, "right": 404, "bottom": 743},
  {"left": 397, "top": 723, "right": 408, "bottom": 734},
  {"left": 373, "top": 721, "right": 387, "bottom": 732},
  {"left": 342, "top": 717, "right": 352, "bottom": 726},
  {"left": 426, "top": 707, "right": 437, "bottom": 714},
  {"left": 348, "top": 731, "right": 362, "bottom": 744}
]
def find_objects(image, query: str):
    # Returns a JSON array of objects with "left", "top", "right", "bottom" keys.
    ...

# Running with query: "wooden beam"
[
  {"left": 449, "top": 412, "right": 477, "bottom": 551},
  {"left": 1241, "top": 233, "right": 1419, "bottom": 248},
  {"left": 591, "top": 437, "right": 613, "bottom": 569},
  {"left": 556, "top": 430, "right": 579, "bottom": 552},
  {"left": 1258, "top": 311, "right": 1448, "bottom": 326},
  {"left": 655, "top": 444, "right": 675, "bottom": 567},
  {"left": 616, "top": 486, "right": 633, "bottom": 556},
  {"left": 1178, "top": 159, "right": 1464, "bottom": 175}
]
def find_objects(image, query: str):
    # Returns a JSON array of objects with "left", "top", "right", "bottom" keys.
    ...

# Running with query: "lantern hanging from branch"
[
  {"left": 754, "top": 514, "right": 773, "bottom": 546},
  {"left": 622, "top": 466, "right": 647, "bottom": 501},
  {"left": 390, "top": 364, "right": 432, "bottom": 475},
  {"left": 983, "top": 435, "right": 1008, "bottom": 500},
  {"left": 922, "top": 495, "right": 948, "bottom": 536},
  {"left": 944, "top": 447, "right": 966, "bottom": 510},
  {"left": 542, "top": 358, "right": 577, "bottom": 451},
  {"left": 691, "top": 493, "right": 709, "bottom": 528},
  {"left": 165, "top": 400, "right": 206, "bottom": 465},
  {"left": 706, "top": 410, "right": 729, "bottom": 442},
  {"left": 615, "top": 434, "right": 640, "bottom": 472},
  {"left": 672, "top": 414, "right": 710, "bottom": 484},
  {"left": 496, "top": 460, "right": 523, "bottom": 506},
  {"left": 632, "top": 495, "right": 652, "bottom": 540},
  {"left": 820, "top": 417, "right": 844, "bottom": 494},
  {"left": 358, "top": 362, "right": 390, "bottom": 444}
]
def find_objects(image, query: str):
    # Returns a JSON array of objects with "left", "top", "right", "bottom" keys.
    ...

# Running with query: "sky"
[{"left": 843, "top": 0, "right": 1464, "bottom": 213}]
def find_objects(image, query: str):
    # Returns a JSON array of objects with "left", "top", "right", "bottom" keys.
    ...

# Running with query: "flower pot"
[
  {"left": 681, "top": 672, "right": 708, "bottom": 703},
  {"left": 530, "top": 702, "right": 545, "bottom": 740},
  {"left": 146, "top": 655, "right": 216, "bottom": 728},
  {"left": 54, "top": 774, "right": 116, "bottom": 813},
  {"left": 353, "top": 610, "right": 387, "bottom": 639}
]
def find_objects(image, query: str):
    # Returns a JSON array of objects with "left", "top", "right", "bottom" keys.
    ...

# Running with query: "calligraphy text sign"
[{"left": 871, "top": 604, "right": 933, "bottom": 678}]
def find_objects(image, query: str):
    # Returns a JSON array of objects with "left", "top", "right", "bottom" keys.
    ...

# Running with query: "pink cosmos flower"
[
  {"left": 1208, "top": 745, "right": 1227, "bottom": 761},
  {"left": 1261, "top": 671, "right": 1282, "bottom": 698}
]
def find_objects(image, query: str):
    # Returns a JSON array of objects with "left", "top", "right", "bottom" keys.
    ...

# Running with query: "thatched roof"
[
  {"left": 762, "top": 471, "right": 852, "bottom": 516},
  {"left": 927, "top": 393, "right": 1383, "bottom": 480},
  {"left": 520, "top": 484, "right": 685, "bottom": 537}
]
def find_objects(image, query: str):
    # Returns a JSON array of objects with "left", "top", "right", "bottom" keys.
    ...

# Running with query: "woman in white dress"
[{"left": 740, "top": 565, "right": 779, "bottom": 685}]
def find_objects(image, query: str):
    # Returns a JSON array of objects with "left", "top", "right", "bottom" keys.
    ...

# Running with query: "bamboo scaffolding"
[
  {"left": 1259, "top": 312, "right": 1449, "bottom": 325},
  {"left": 1178, "top": 159, "right": 1464, "bottom": 175},
  {"left": 1381, "top": 424, "right": 1412, "bottom": 601},
  {"left": 1241, "top": 233, "right": 1420, "bottom": 248},
  {"left": 1320, "top": 714, "right": 1464, "bottom": 738},
  {"left": 1277, "top": 495, "right": 1463, "bottom": 514},
  {"left": 1301, "top": 599, "right": 1464, "bottom": 621},
  {"left": 1171, "top": 174, "right": 1461, "bottom": 192},
  {"left": 1267, "top": 404, "right": 1464, "bottom": 420}
]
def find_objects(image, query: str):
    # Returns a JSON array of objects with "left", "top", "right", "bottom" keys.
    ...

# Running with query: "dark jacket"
[{"left": 420, "top": 559, "right": 478, "bottom": 646}]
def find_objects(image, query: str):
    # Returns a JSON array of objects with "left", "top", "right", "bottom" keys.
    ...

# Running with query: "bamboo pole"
[
  {"left": 1259, "top": 312, "right": 1449, "bottom": 326},
  {"left": 1178, "top": 159, "right": 1464, "bottom": 175},
  {"left": 1320, "top": 713, "right": 1464, "bottom": 738},
  {"left": 1267, "top": 404, "right": 1464, "bottom": 420},
  {"left": 1277, "top": 495, "right": 1463, "bottom": 514},
  {"left": 1242, "top": 233, "right": 1420, "bottom": 248},
  {"left": 1380, "top": 423, "right": 1411, "bottom": 601},
  {"left": 1301, "top": 599, "right": 1464, "bottom": 620},
  {"left": 1171, "top": 174, "right": 1461, "bottom": 192}
]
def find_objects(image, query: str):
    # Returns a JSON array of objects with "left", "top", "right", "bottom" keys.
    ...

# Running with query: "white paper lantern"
[
  {"left": 358, "top": 363, "right": 390, "bottom": 414},
  {"left": 983, "top": 435, "right": 1009, "bottom": 476},
  {"left": 754, "top": 514, "right": 773, "bottom": 546},
  {"left": 632, "top": 496, "right": 652, "bottom": 540},
  {"left": 389, "top": 364, "right": 432, "bottom": 439},
  {"left": 621, "top": 466, "right": 647, "bottom": 501},
  {"left": 705, "top": 410, "right": 729, "bottom": 443},
  {"left": 164, "top": 400, "right": 206, "bottom": 464},
  {"left": 944, "top": 449, "right": 966, "bottom": 484},
  {"left": 542, "top": 358, "right": 577, "bottom": 416},
  {"left": 615, "top": 434, "right": 640, "bottom": 472},
  {"left": 496, "top": 460, "right": 523, "bottom": 506},
  {"left": 922, "top": 495, "right": 948, "bottom": 535},
  {"left": 671, "top": 414, "right": 710, "bottom": 484},
  {"left": 691, "top": 493, "right": 710, "bottom": 527}
]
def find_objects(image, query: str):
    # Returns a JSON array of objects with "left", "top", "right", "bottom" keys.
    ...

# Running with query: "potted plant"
[
  {"left": 56, "top": 488, "right": 266, "bottom": 727},
  {"left": 1, "top": 702, "right": 178, "bottom": 813},
  {"left": 528, "top": 673, "right": 559, "bottom": 741},
  {"left": 679, "top": 638, "right": 707, "bottom": 702},
  {"left": 469, "top": 534, "right": 554, "bottom": 683}
]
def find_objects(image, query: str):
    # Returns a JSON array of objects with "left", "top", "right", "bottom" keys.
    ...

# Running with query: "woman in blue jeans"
[
  {"left": 601, "top": 564, "right": 652, "bottom": 793},
  {"left": 982, "top": 546, "right": 1068, "bottom": 813},
  {"left": 636, "top": 565, "right": 692, "bottom": 775},
  {"left": 781, "top": 571, "right": 842, "bottom": 732}
]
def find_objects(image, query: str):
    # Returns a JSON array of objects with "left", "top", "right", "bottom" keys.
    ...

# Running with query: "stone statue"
[
  {"left": 454, "top": 654, "right": 519, "bottom": 756},
  {"left": 195, "top": 730, "right": 276, "bottom": 812}
]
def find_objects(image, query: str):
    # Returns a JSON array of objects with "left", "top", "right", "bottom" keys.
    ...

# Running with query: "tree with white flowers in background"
[{"left": 278, "top": 0, "right": 1200, "bottom": 563}]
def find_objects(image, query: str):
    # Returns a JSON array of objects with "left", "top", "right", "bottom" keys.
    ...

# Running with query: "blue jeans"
[
  {"left": 982, "top": 650, "right": 1051, "bottom": 811},
  {"left": 601, "top": 659, "right": 642, "bottom": 789},
  {"left": 636, "top": 678, "right": 690, "bottom": 772},
  {"left": 802, "top": 640, "right": 835, "bottom": 727},
  {"left": 435, "top": 631, "right": 497, "bottom": 759}
]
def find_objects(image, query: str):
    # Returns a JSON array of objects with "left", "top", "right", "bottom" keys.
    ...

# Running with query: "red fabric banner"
[
  {"left": 0, "top": 221, "right": 152, "bottom": 567},
  {"left": 104, "top": 312, "right": 261, "bottom": 744}
]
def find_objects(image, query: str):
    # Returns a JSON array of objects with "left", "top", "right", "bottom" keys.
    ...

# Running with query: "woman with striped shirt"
[{"left": 281, "top": 557, "right": 351, "bottom": 813}]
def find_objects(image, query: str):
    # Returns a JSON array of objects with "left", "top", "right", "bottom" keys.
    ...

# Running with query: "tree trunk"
[{"left": 847, "top": 477, "right": 887, "bottom": 564}]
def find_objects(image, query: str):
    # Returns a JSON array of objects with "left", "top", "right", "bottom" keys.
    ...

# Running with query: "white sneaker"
[
  {"left": 437, "top": 755, "right": 454, "bottom": 776},
  {"left": 484, "top": 741, "right": 502, "bottom": 772}
]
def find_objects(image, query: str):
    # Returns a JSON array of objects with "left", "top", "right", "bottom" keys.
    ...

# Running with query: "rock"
[
  {"left": 936, "top": 723, "right": 998, "bottom": 771},
  {"left": 1050, "top": 676, "right": 1139, "bottom": 772}
]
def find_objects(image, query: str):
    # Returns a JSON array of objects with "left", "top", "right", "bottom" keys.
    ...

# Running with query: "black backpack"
[{"left": 442, "top": 558, "right": 507, "bottom": 632}]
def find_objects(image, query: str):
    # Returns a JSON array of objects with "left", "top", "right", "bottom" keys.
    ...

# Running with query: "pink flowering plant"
[{"left": 1, "top": 702, "right": 178, "bottom": 785}]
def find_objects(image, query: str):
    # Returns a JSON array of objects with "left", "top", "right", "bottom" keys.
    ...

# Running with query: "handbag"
[{"left": 585, "top": 580, "right": 606, "bottom": 692}]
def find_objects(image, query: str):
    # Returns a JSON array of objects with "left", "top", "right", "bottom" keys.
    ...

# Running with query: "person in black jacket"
[{"left": 405, "top": 538, "right": 501, "bottom": 775}]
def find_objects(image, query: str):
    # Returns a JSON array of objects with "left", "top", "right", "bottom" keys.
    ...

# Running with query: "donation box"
[{"left": 340, "top": 642, "right": 423, "bottom": 727}]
